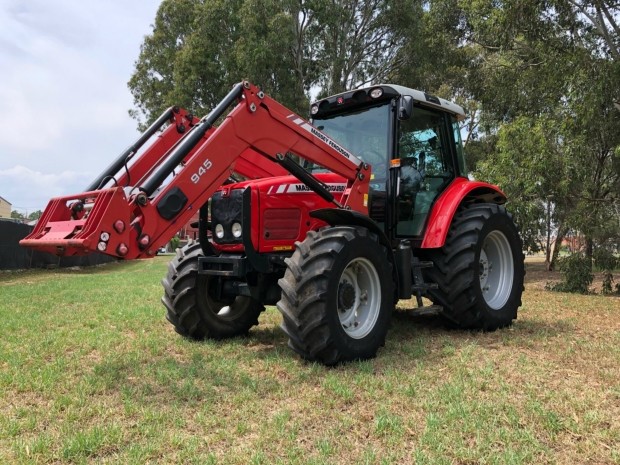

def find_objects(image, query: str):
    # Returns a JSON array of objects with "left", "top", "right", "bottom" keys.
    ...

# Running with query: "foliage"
[
  {"left": 474, "top": 115, "right": 571, "bottom": 257},
  {"left": 169, "top": 235, "right": 181, "bottom": 251},
  {"left": 9, "top": 210, "right": 41, "bottom": 221},
  {"left": 547, "top": 253, "right": 594, "bottom": 294},
  {"left": 312, "top": 0, "right": 419, "bottom": 96},
  {"left": 128, "top": 0, "right": 199, "bottom": 128},
  {"left": 443, "top": 0, "right": 620, "bottom": 266},
  {"left": 600, "top": 272, "right": 618, "bottom": 295},
  {"left": 28, "top": 210, "right": 42, "bottom": 221},
  {"left": 594, "top": 248, "right": 619, "bottom": 295},
  {"left": 129, "top": 0, "right": 420, "bottom": 127},
  {"left": 593, "top": 247, "right": 618, "bottom": 271}
]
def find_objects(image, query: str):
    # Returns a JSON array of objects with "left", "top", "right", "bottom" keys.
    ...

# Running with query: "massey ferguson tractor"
[{"left": 21, "top": 81, "right": 524, "bottom": 365}]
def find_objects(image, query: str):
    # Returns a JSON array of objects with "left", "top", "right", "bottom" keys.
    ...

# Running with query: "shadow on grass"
[
  {"left": 185, "top": 306, "right": 575, "bottom": 368},
  {"left": 82, "top": 305, "right": 578, "bottom": 409},
  {"left": 391, "top": 309, "right": 574, "bottom": 340}
]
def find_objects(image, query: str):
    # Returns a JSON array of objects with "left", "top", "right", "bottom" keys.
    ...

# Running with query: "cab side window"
[{"left": 396, "top": 107, "right": 454, "bottom": 236}]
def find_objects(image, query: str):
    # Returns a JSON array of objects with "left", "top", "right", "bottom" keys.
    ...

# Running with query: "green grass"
[{"left": 1, "top": 258, "right": 618, "bottom": 464}]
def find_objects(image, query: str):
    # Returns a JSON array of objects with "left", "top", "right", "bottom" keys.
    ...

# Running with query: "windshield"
[{"left": 312, "top": 103, "right": 390, "bottom": 173}]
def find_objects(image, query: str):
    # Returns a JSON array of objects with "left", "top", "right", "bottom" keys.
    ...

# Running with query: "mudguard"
[
  {"left": 421, "top": 178, "right": 506, "bottom": 249},
  {"left": 310, "top": 208, "right": 392, "bottom": 251}
]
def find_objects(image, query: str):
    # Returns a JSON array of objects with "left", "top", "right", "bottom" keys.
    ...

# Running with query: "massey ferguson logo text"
[
  {"left": 309, "top": 127, "right": 352, "bottom": 159},
  {"left": 287, "top": 114, "right": 360, "bottom": 164},
  {"left": 269, "top": 183, "right": 347, "bottom": 194},
  {"left": 294, "top": 183, "right": 345, "bottom": 192}
]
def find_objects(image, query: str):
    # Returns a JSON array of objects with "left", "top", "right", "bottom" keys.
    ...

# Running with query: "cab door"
[{"left": 395, "top": 106, "right": 456, "bottom": 237}]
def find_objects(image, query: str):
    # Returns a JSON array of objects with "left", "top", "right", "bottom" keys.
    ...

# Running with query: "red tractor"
[{"left": 22, "top": 81, "right": 524, "bottom": 365}]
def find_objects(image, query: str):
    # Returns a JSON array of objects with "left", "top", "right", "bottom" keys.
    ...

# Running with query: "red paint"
[
  {"left": 421, "top": 177, "right": 506, "bottom": 248},
  {"left": 21, "top": 82, "right": 368, "bottom": 259},
  {"left": 21, "top": 81, "right": 500, "bottom": 260}
]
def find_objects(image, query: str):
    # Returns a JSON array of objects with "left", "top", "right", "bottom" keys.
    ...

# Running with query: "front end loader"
[{"left": 22, "top": 81, "right": 524, "bottom": 365}]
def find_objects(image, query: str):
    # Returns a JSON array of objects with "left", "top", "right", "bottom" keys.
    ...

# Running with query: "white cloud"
[
  {"left": 0, "top": 0, "right": 160, "bottom": 209},
  {"left": 0, "top": 165, "right": 93, "bottom": 212}
]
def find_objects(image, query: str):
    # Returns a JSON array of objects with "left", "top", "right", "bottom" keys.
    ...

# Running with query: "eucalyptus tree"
[
  {"left": 129, "top": 0, "right": 420, "bottom": 125},
  {"left": 409, "top": 0, "right": 619, "bottom": 266}
]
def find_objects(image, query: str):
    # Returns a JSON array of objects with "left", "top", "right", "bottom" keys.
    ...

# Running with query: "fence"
[{"left": 0, "top": 220, "right": 116, "bottom": 270}]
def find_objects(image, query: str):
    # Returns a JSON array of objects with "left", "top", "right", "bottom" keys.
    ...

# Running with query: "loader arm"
[{"left": 21, "top": 81, "right": 370, "bottom": 259}]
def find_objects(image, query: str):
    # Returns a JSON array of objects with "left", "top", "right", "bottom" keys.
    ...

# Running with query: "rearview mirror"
[{"left": 398, "top": 96, "right": 413, "bottom": 120}]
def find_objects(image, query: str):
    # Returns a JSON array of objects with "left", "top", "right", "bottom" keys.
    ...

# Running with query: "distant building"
[
  {"left": 179, "top": 211, "right": 200, "bottom": 241},
  {"left": 0, "top": 196, "right": 11, "bottom": 218}
]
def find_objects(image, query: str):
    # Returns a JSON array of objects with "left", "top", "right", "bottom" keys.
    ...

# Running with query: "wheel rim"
[
  {"left": 479, "top": 230, "right": 514, "bottom": 310},
  {"left": 337, "top": 257, "right": 381, "bottom": 339}
]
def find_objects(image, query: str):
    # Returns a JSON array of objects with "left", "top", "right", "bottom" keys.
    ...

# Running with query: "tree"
[
  {"left": 312, "top": 0, "right": 419, "bottom": 96},
  {"left": 554, "top": 0, "right": 620, "bottom": 61},
  {"left": 128, "top": 0, "right": 201, "bottom": 129},
  {"left": 27, "top": 210, "right": 42, "bottom": 221},
  {"left": 126, "top": 0, "right": 619, "bottom": 273},
  {"left": 129, "top": 0, "right": 312, "bottom": 125},
  {"left": 559, "top": 57, "right": 620, "bottom": 259},
  {"left": 10, "top": 210, "right": 24, "bottom": 220},
  {"left": 423, "top": 0, "right": 619, "bottom": 268},
  {"left": 129, "top": 0, "right": 421, "bottom": 125},
  {"left": 475, "top": 115, "right": 573, "bottom": 268}
]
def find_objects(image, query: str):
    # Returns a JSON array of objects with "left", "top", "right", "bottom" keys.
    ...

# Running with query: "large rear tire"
[
  {"left": 422, "top": 203, "right": 524, "bottom": 330},
  {"left": 277, "top": 226, "right": 394, "bottom": 365},
  {"left": 162, "top": 242, "right": 264, "bottom": 339}
]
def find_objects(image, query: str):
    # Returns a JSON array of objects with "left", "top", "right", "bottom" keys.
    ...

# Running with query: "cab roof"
[{"left": 312, "top": 84, "right": 466, "bottom": 121}]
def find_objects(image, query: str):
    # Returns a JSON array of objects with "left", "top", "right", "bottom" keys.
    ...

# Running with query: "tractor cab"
[{"left": 310, "top": 85, "right": 467, "bottom": 241}]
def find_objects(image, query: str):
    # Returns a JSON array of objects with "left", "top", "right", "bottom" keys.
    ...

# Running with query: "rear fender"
[{"left": 421, "top": 178, "right": 506, "bottom": 249}]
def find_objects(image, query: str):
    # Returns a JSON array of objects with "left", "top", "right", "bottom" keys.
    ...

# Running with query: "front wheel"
[
  {"left": 162, "top": 242, "right": 264, "bottom": 339},
  {"left": 422, "top": 203, "right": 525, "bottom": 330},
  {"left": 277, "top": 226, "right": 394, "bottom": 365}
]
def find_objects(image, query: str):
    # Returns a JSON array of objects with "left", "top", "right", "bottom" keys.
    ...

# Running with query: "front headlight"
[
  {"left": 211, "top": 188, "right": 246, "bottom": 243},
  {"left": 215, "top": 224, "right": 224, "bottom": 239},
  {"left": 232, "top": 222, "right": 242, "bottom": 238}
]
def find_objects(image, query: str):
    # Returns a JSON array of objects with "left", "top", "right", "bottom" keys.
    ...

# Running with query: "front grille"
[
  {"left": 263, "top": 208, "right": 301, "bottom": 240},
  {"left": 211, "top": 188, "right": 245, "bottom": 244}
]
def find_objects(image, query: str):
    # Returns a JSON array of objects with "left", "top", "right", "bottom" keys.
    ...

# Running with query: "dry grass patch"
[{"left": 0, "top": 256, "right": 618, "bottom": 464}]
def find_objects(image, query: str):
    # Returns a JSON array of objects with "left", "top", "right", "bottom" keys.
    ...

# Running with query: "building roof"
[{"left": 0, "top": 196, "right": 11, "bottom": 206}]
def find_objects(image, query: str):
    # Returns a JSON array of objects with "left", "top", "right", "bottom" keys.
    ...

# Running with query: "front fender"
[
  {"left": 310, "top": 207, "right": 399, "bottom": 304},
  {"left": 421, "top": 177, "right": 506, "bottom": 249},
  {"left": 309, "top": 208, "right": 391, "bottom": 251}
]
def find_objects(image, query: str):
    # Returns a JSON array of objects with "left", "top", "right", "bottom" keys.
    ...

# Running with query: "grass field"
[{"left": 1, "top": 256, "right": 618, "bottom": 464}]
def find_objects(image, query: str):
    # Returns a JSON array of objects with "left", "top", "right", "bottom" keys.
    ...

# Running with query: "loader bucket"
[{"left": 19, "top": 187, "right": 132, "bottom": 258}]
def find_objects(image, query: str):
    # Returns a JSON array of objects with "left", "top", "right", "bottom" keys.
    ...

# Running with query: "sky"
[{"left": 0, "top": 0, "right": 162, "bottom": 215}]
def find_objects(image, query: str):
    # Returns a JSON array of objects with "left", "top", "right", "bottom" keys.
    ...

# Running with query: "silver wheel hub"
[
  {"left": 337, "top": 257, "right": 381, "bottom": 339},
  {"left": 479, "top": 230, "right": 514, "bottom": 310}
]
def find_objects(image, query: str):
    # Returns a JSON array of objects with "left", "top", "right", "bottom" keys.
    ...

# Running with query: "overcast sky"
[{"left": 0, "top": 0, "right": 161, "bottom": 214}]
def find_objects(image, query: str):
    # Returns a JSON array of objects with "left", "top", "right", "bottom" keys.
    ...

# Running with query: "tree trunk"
[
  {"left": 544, "top": 199, "right": 552, "bottom": 270},
  {"left": 585, "top": 237, "right": 594, "bottom": 269},
  {"left": 549, "top": 223, "right": 568, "bottom": 271}
]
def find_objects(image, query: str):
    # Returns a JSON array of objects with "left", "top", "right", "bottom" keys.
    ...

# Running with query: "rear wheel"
[
  {"left": 162, "top": 242, "right": 264, "bottom": 339},
  {"left": 422, "top": 203, "right": 524, "bottom": 330},
  {"left": 277, "top": 226, "right": 394, "bottom": 365}
]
